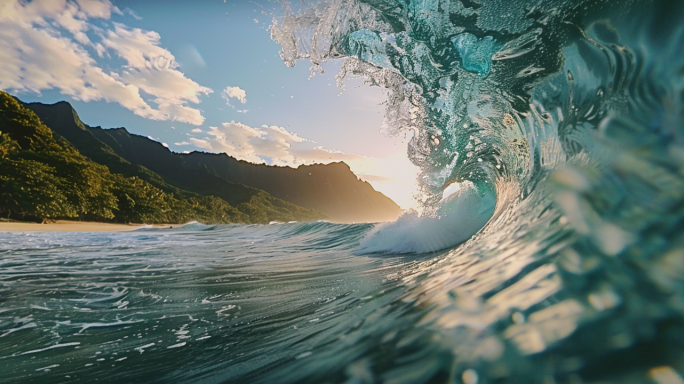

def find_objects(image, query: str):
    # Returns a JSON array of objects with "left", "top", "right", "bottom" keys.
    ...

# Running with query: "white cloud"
[
  {"left": 76, "top": 0, "right": 115, "bottom": 18},
  {"left": 101, "top": 23, "right": 174, "bottom": 69},
  {"left": 187, "top": 121, "right": 365, "bottom": 167},
  {"left": 189, "top": 121, "right": 306, "bottom": 164},
  {"left": 191, "top": 128, "right": 203, "bottom": 133},
  {"left": 174, "top": 141, "right": 190, "bottom": 146},
  {"left": 122, "top": 7, "right": 142, "bottom": 20},
  {"left": 0, "top": 0, "right": 211, "bottom": 125},
  {"left": 222, "top": 86, "right": 247, "bottom": 105}
]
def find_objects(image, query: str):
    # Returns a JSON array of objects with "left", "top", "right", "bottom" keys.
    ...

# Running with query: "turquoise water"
[{"left": 3, "top": 0, "right": 684, "bottom": 382}]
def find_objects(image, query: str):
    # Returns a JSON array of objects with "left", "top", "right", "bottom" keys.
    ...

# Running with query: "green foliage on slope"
[{"left": 0, "top": 92, "right": 322, "bottom": 224}]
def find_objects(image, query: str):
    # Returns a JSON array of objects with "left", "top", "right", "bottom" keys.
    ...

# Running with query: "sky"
[{"left": 0, "top": 0, "right": 420, "bottom": 209}]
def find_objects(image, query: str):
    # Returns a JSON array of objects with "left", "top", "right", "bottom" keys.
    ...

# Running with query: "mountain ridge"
[
  {"left": 0, "top": 91, "right": 322, "bottom": 224},
  {"left": 24, "top": 99, "right": 402, "bottom": 223}
]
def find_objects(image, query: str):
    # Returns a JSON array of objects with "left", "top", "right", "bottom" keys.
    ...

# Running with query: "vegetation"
[{"left": 0, "top": 91, "right": 323, "bottom": 224}]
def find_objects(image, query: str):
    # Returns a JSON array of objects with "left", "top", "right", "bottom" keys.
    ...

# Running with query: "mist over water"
[{"left": 2, "top": 0, "right": 684, "bottom": 383}]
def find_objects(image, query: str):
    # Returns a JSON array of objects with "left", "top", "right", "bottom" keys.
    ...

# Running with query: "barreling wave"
[
  {"left": 272, "top": 0, "right": 684, "bottom": 251},
  {"left": 266, "top": 0, "right": 684, "bottom": 382},
  {"left": 359, "top": 182, "right": 496, "bottom": 253},
  {"left": 1, "top": 1, "right": 683, "bottom": 383}
]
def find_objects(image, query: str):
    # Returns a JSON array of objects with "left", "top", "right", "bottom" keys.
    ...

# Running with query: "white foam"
[
  {"left": 135, "top": 342, "right": 155, "bottom": 354},
  {"left": 358, "top": 184, "right": 496, "bottom": 254},
  {"left": 35, "top": 364, "right": 59, "bottom": 371},
  {"left": 77, "top": 319, "right": 142, "bottom": 333},
  {"left": 0, "top": 322, "right": 37, "bottom": 338},
  {"left": 17, "top": 342, "right": 80, "bottom": 356}
]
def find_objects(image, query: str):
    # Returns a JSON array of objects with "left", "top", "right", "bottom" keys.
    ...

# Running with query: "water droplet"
[
  {"left": 462, "top": 369, "right": 479, "bottom": 384},
  {"left": 512, "top": 312, "right": 525, "bottom": 323}
]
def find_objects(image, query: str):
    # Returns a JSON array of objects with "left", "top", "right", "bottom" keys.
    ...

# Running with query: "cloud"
[
  {"left": 186, "top": 121, "right": 371, "bottom": 169},
  {"left": 76, "top": 0, "right": 115, "bottom": 18},
  {"left": 222, "top": 86, "right": 247, "bottom": 105},
  {"left": 191, "top": 128, "right": 203, "bottom": 133},
  {"left": 122, "top": 7, "right": 142, "bottom": 20},
  {"left": 174, "top": 141, "right": 190, "bottom": 146},
  {"left": 0, "top": 0, "right": 211, "bottom": 125},
  {"left": 189, "top": 121, "right": 306, "bottom": 164}
]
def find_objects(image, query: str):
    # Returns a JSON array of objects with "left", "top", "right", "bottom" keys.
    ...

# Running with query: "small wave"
[
  {"left": 132, "top": 224, "right": 155, "bottom": 230},
  {"left": 178, "top": 221, "right": 216, "bottom": 231},
  {"left": 132, "top": 221, "right": 216, "bottom": 232}
]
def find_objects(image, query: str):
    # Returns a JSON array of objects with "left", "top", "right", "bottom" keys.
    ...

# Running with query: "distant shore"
[{"left": 0, "top": 220, "right": 174, "bottom": 232}]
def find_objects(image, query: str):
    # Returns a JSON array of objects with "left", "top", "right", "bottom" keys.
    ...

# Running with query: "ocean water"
[{"left": 2, "top": 0, "right": 684, "bottom": 382}]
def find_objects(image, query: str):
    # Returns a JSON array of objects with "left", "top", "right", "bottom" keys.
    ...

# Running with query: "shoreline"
[{"left": 0, "top": 220, "right": 174, "bottom": 233}]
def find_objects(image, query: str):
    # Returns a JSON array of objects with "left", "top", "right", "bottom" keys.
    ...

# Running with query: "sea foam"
[{"left": 358, "top": 184, "right": 496, "bottom": 254}]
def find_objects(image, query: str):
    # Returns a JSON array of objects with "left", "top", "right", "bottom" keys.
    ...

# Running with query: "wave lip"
[{"left": 358, "top": 183, "right": 496, "bottom": 254}]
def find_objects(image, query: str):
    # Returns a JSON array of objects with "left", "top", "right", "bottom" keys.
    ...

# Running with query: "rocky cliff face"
[{"left": 26, "top": 101, "right": 402, "bottom": 223}]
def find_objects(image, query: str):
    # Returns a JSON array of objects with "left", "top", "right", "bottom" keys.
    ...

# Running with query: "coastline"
[{"left": 0, "top": 220, "right": 168, "bottom": 232}]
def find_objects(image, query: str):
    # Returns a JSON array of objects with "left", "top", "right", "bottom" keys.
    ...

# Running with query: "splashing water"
[
  {"left": 266, "top": 0, "right": 684, "bottom": 381},
  {"left": 359, "top": 182, "right": 496, "bottom": 253},
  {"left": 2, "top": 0, "right": 684, "bottom": 383}
]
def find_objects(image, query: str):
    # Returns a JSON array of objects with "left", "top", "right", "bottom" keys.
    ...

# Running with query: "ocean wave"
[
  {"left": 359, "top": 182, "right": 496, "bottom": 253},
  {"left": 266, "top": 0, "right": 684, "bottom": 382},
  {"left": 1, "top": 1, "right": 683, "bottom": 383}
]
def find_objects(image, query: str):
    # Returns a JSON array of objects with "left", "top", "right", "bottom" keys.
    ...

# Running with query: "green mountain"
[
  {"left": 24, "top": 100, "right": 262, "bottom": 207},
  {"left": 25, "top": 100, "right": 402, "bottom": 222},
  {"left": 0, "top": 91, "right": 323, "bottom": 224}
]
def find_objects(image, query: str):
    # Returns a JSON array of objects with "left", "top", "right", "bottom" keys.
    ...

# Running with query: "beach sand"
[{"left": 0, "top": 220, "right": 145, "bottom": 232}]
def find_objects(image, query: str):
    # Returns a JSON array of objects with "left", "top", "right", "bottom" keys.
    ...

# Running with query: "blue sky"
[{"left": 0, "top": 0, "right": 419, "bottom": 208}]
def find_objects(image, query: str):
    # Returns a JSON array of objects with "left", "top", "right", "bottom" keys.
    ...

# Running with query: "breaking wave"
[{"left": 1, "top": 1, "right": 684, "bottom": 383}]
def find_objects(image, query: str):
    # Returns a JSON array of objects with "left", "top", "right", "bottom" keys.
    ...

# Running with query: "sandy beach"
[{"left": 0, "top": 220, "right": 146, "bottom": 232}]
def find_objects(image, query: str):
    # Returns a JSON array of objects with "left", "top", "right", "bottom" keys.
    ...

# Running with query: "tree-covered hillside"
[
  {"left": 25, "top": 99, "right": 402, "bottom": 223},
  {"left": 0, "top": 91, "right": 323, "bottom": 224}
]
